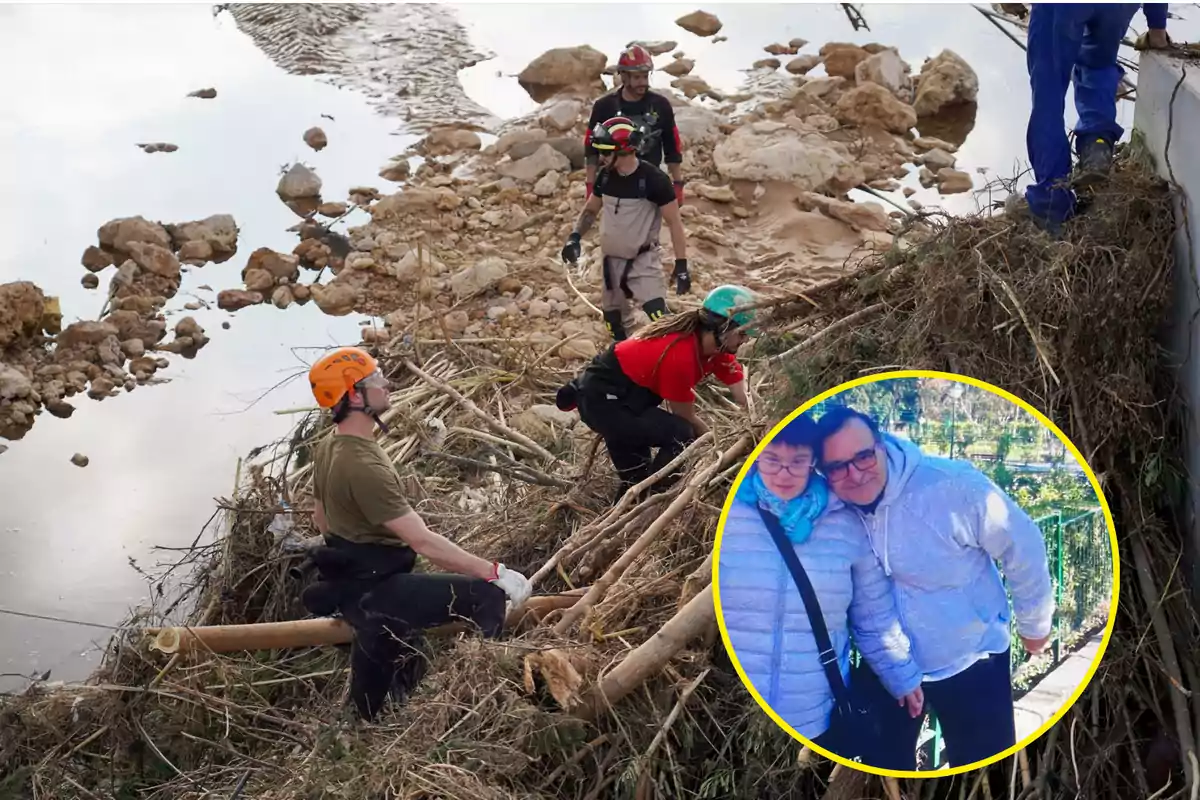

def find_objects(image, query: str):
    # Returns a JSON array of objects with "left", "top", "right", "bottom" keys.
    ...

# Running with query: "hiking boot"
[
  {"left": 1073, "top": 137, "right": 1114, "bottom": 188},
  {"left": 1029, "top": 212, "right": 1064, "bottom": 240}
]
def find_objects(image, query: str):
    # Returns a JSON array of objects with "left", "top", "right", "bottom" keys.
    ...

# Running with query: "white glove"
[{"left": 489, "top": 562, "right": 532, "bottom": 608}]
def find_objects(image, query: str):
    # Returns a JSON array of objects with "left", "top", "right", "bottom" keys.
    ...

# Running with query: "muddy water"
[
  {"left": 0, "top": 4, "right": 408, "bottom": 690},
  {"left": 2, "top": 2, "right": 1195, "bottom": 691}
]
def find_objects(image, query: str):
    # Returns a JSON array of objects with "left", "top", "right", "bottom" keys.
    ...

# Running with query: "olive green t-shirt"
[{"left": 312, "top": 434, "right": 413, "bottom": 547}]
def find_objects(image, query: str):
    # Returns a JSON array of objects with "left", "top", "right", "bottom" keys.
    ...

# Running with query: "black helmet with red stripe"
[
  {"left": 590, "top": 116, "right": 644, "bottom": 156},
  {"left": 617, "top": 44, "right": 654, "bottom": 74}
]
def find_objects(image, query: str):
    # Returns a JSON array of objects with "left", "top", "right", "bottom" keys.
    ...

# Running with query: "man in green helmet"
[{"left": 555, "top": 285, "right": 758, "bottom": 501}]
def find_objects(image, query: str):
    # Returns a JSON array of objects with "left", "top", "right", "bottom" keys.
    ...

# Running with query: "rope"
[{"left": 0, "top": 606, "right": 124, "bottom": 631}]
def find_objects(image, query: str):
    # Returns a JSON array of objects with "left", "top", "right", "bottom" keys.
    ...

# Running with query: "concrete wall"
[{"left": 1133, "top": 54, "right": 1200, "bottom": 595}]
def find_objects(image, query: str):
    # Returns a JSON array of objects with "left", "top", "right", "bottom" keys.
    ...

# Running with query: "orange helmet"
[{"left": 309, "top": 346, "right": 387, "bottom": 409}]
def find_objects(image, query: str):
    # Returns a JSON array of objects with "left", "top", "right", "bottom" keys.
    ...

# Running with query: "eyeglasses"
[
  {"left": 357, "top": 369, "right": 389, "bottom": 390},
  {"left": 757, "top": 456, "right": 814, "bottom": 477},
  {"left": 821, "top": 446, "right": 879, "bottom": 481}
]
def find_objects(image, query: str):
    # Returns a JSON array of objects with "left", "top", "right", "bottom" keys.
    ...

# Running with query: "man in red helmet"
[
  {"left": 584, "top": 44, "right": 685, "bottom": 204},
  {"left": 563, "top": 116, "right": 690, "bottom": 342}
]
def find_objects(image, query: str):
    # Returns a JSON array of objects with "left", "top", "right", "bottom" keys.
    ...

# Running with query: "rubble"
[
  {"left": 136, "top": 142, "right": 178, "bottom": 154},
  {"left": 675, "top": 10, "right": 723, "bottom": 37}
]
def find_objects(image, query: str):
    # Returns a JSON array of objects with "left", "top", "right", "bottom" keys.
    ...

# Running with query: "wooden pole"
[{"left": 146, "top": 590, "right": 587, "bottom": 655}]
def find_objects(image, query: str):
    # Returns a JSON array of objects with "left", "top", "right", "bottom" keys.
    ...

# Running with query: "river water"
[{"left": 0, "top": 2, "right": 1193, "bottom": 691}]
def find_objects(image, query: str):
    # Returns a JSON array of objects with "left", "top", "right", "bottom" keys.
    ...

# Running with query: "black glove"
[
  {"left": 673, "top": 258, "right": 691, "bottom": 295},
  {"left": 561, "top": 233, "right": 581, "bottom": 265}
]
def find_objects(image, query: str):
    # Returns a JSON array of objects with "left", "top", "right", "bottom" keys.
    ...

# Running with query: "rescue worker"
[
  {"left": 562, "top": 116, "right": 690, "bottom": 343},
  {"left": 554, "top": 285, "right": 757, "bottom": 502},
  {"left": 1023, "top": 3, "right": 1169, "bottom": 234},
  {"left": 301, "top": 346, "right": 532, "bottom": 721},
  {"left": 584, "top": 44, "right": 685, "bottom": 204}
]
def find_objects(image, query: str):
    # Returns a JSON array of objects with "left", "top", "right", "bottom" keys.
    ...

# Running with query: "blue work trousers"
[{"left": 1024, "top": 3, "right": 1140, "bottom": 222}]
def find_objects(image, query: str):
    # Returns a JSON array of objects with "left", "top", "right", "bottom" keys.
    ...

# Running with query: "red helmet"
[
  {"left": 617, "top": 45, "right": 654, "bottom": 73},
  {"left": 590, "top": 116, "right": 643, "bottom": 155}
]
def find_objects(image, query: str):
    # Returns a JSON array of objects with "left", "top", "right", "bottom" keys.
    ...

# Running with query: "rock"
[
  {"left": 804, "top": 114, "right": 840, "bottom": 133},
  {"left": 188, "top": 87, "right": 217, "bottom": 99},
  {"left": 533, "top": 170, "right": 561, "bottom": 197},
  {"left": 936, "top": 168, "right": 973, "bottom": 194},
  {"left": 855, "top": 48, "right": 908, "bottom": 95},
  {"left": 713, "top": 120, "right": 863, "bottom": 192},
  {"left": 695, "top": 183, "right": 736, "bottom": 203},
  {"left": 379, "top": 158, "right": 412, "bottom": 182},
  {"left": 529, "top": 299, "right": 552, "bottom": 318},
  {"left": 121, "top": 339, "right": 145, "bottom": 359},
  {"left": 790, "top": 37, "right": 808, "bottom": 50},
  {"left": 907, "top": 198, "right": 923, "bottom": 210},
  {"left": 675, "top": 10, "right": 723, "bottom": 37},
  {"left": 421, "top": 126, "right": 483, "bottom": 155},
  {"left": 105, "top": 310, "right": 166, "bottom": 344},
  {"left": 628, "top": 39, "right": 677, "bottom": 56},
  {"left": 57, "top": 320, "right": 119, "bottom": 349},
  {"left": 765, "top": 43, "right": 797, "bottom": 56},
  {"left": 310, "top": 280, "right": 361, "bottom": 316},
  {"left": 486, "top": 305, "right": 507, "bottom": 321},
  {"left": 276, "top": 163, "right": 322, "bottom": 200},
  {"left": 243, "top": 267, "right": 275, "bottom": 293},
  {"left": 674, "top": 104, "right": 724, "bottom": 145},
  {"left": 217, "top": 289, "right": 263, "bottom": 311},
  {"left": 517, "top": 45, "right": 608, "bottom": 103},
  {"left": 499, "top": 143, "right": 571, "bottom": 183},
  {"left": 318, "top": 202, "right": 348, "bottom": 218},
  {"left": 0, "top": 363, "right": 32, "bottom": 400},
  {"left": 495, "top": 128, "right": 548, "bottom": 156},
  {"left": 451, "top": 257, "right": 508, "bottom": 299},
  {"left": 913, "top": 50, "right": 978, "bottom": 117},
  {"left": 372, "top": 186, "right": 461, "bottom": 218},
  {"left": 291, "top": 284, "right": 311, "bottom": 303},
  {"left": 903, "top": 186, "right": 916, "bottom": 197},
  {"left": 819, "top": 43, "right": 871, "bottom": 79},
  {"left": 97, "top": 216, "right": 172, "bottom": 254},
  {"left": 304, "top": 126, "right": 328, "bottom": 151},
  {"left": 271, "top": 285, "right": 295, "bottom": 309},
  {"left": 126, "top": 241, "right": 181, "bottom": 279},
  {"left": 834, "top": 83, "right": 917, "bottom": 135},
  {"left": 443, "top": 310, "right": 470, "bottom": 334},
  {"left": 81, "top": 246, "right": 113, "bottom": 273},
  {"left": 546, "top": 286, "right": 569, "bottom": 304},
  {"left": 918, "top": 166, "right": 937, "bottom": 188},
  {"left": 752, "top": 58, "right": 782, "bottom": 70},
  {"left": 81, "top": 274, "right": 99, "bottom": 289},
  {"left": 245, "top": 247, "right": 300, "bottom": 282},
  {"left": 799, "top": 76, "right": 847, "bottom": 100},
  {"left": 70, "top": 453, "right": 89, "bottom": 467},
  {"left": 539, "top": 96, "right": 584, "bottom": 131},
  {"left": 561, "top": 338, "right": 599, "bottom": 360},
  {"left": 174, "top": 316, "right": 206, "bottom": 342},
  {"left": 785, "top": 55, "right": 822, "bottom": 75},
  {"left": 507, "top": 136, "right": 586, "bottom": 170},
  {"left": 87, "top": 376, "right": 116, "bottom": 400},
  {"left": 672, "top": 75, "right": 714, "bottom": 100},
  {"left": 920, "top": 148, "right": 957, "bottom": 170},
  {"left": 663, "top": 59, "right": 695, "bottom": 77},
  {"left": 802, "top": 193, "right": 890, "bottom": 232},
  {"left": 913, "top": 135, "right": 958, "bottom": 153},
  {"left": 167, "top": 214, "right": 239, "bottom": 264}
]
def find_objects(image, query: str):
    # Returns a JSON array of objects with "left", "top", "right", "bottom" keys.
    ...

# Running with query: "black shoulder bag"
[{"left": 757, "top": 506, "right": 876, "bottom": 761}]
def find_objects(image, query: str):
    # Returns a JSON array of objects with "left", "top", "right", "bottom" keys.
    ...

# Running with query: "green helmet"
[{"left": 701, "top": 284, "right": 759, "bottom": 336}]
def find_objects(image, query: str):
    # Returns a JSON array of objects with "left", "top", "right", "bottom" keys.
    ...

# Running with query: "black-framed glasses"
[
  {"left": 822, "top": 446, "right": 879, "bottom": 481},
  {"left": 757, "top": 456, "right": 814, "bottom": 477}
]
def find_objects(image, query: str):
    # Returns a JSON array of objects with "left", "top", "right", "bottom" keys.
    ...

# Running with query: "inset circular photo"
[{"left": 713, "top": 371, "right": 1118, "bottom": 777}]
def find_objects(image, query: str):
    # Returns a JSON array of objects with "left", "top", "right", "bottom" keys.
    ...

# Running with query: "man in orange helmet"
[
  {"left": 584, "top": 44, "right": 684, "bottom": 204},
  {"left": 563, "top": 116, "right": 690, "bottom": 343},
  {"left": 302, "top": 346, "right": 532, "bottom": 721}
]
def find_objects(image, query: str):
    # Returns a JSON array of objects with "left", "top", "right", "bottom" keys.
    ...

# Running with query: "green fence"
[{"left": 917, "top": 506, "right": 1111, "bottom": 770}]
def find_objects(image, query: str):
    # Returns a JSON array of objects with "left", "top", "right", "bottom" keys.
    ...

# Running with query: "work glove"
[
  {"left": 673, "top": 181, "right": 685, "bottom": 205},
  {"left": 489, "top": 562, "right": 532, "bottom": 608},
  {"left": 672, "top": 258, "right": 691, "bottom": 295},
  {"left": 561, "top": 233, "right": 581, "bottom": 266}
]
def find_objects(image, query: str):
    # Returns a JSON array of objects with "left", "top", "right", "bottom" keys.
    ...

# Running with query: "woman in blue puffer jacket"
[{"left": 716, "top": 412, "right": 924, "bottom": 761}]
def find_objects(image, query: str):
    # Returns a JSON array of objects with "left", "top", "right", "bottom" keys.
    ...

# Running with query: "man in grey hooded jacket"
[{"left": 815, "top": 406, "right": 1055, "bottom": 769}]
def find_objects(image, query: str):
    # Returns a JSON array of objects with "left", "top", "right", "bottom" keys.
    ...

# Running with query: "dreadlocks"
[{"left": 633, "top": 309, "right": 704, "bottom": 340}]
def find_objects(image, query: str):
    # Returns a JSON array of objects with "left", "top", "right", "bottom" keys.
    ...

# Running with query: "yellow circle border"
[{"left": 711, "top": 369, "right": 1120, "bottom": 779}]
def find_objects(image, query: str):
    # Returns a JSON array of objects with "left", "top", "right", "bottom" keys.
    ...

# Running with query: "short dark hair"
[
  {"left": 815, "top": 406, "right": 882, "bottom": 455},
  {"left": 769, "top": 411, "right": 818, "bottom": 449}
]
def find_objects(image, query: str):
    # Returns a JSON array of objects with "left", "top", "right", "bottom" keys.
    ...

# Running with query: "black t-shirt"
[
  {"left": 594, "top": 161, "right": 676, "bottom": 206},
  {"left": 586, "top": 89, "right": 682, "bottom": 167}
]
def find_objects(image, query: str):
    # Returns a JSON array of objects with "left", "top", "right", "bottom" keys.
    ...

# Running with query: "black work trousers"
[
  {"left": 338, "top": 572, "right": 507, "bottom": 720},
  {"left": 578, "top": 390, "right": 696, "bottom": 494}
]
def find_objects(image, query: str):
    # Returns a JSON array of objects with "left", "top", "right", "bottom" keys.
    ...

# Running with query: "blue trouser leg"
[
  {"left": 1024, "top": 3, "right": 1088, "bottom": 223},
  {"left": 923, "top": 649, "right": 1015, "bottom": 767},
  {"left": 1072, "top": 3, "right": 1139, "bottom": 147}
]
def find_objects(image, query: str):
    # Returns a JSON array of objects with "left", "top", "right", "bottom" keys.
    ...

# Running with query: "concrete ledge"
[{"left": 1014, "top": 633, "right": 1104, "bottom": 743}]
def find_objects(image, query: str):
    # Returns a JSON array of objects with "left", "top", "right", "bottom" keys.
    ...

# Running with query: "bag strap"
[{"left": 756, "top": 505, "right": 854, "bottom": 716}]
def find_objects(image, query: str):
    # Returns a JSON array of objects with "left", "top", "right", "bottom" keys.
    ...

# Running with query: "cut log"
[{"left": 146, "top": 590, "right": 586, "bottom": 655}]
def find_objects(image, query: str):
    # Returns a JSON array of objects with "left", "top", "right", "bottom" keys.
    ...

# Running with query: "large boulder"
[
  {"left": 517, "top": 45, "right": 607, "bottom": 103},
  {"left": 508, "top": 137, "right": 587, "bottom": 170},
  {"left": 675, "top": 10, "right": 723, "bottom": 37},
  {"left": 0, "top": 282, "right": 48, "bottom": 347},
  {"left": 419, "top": 127, "right": 483, "bottom": 156},
  {"left": 244, "top": 247, "right": 300, "bottom": 283},
  {"left": 819, "top": 43, "right": 870, "bottom": 79},
  {"left": 913, "top": 50, "right": 978, "bottom": 117},
  {"left": 674, "top": 104, "right": 724, "bottom": 146},
  {"left": 498, "top": 143, "right": 572, "bottom": 183},
  {"left": 166, "top": 214, "right": 239, "bottom": 265},
  {"left": 855, "top": 48, "right": 909, "bottom": 95},
  {"left": 276, "top": 163, "right": 322, "bottom": 200},
  {"left": 834, "top": 83, "right": 917, "bottom": 135},
  {"left": 800, "top": 193, "right": 890, "bottom": 232},
  {"left": 97, "top": 216, "right": 172, "bottom": 254},
  {"left": 126, "top": 241, "right": 181, "bottom": 279},
  {"left": 539, "top": 95, "right": 585, "bottom": 131},
  {"left": 310, "top": 279, "right": 362, "bottom": 316},
  {"left": 713, "top": 120, "right": 864, "bottom": 192},
  {"left": 495, "top": 128, "right": 548, "bottom": 156}
]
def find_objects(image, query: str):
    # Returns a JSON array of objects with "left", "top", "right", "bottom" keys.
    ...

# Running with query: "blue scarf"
[{"left": 738, "top": 468, "right": 829, "bottom": 544}]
